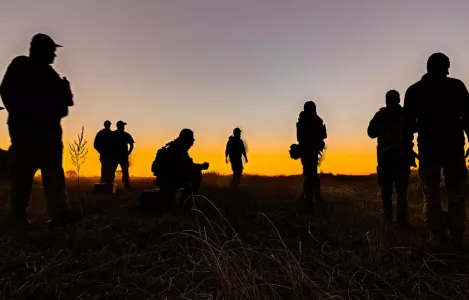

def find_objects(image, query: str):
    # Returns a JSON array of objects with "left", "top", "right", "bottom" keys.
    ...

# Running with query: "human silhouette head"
[
  {"left": 116, "top": 120, "right": 127, "bottom": 131},
  {"left": 233, "top": 127, "right": 242, "bottom": 138},
  {"left": 385, "top": 90, "right": 400, "bottom": 107},
  {"left": 427, "top": 53, "right": 450, "bottom": 77},
  {"left": 178, "top": 128, "right": 195, "bottom": 150},
  {"left": 303, "top": 101, "right": 317, "bottom": 115},
  {"left": 29, "top": 33, "right": 62, "bottom": 65},
  {"left": 104, "top": 120, "right": 111, "bottom": 129}
]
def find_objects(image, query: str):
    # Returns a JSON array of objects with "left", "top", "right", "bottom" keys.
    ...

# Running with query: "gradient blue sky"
[{"left": 1, "top": 0, "right": 469, "bottom": 175}]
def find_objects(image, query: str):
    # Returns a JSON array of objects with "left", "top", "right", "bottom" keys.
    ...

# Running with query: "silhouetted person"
[
  {"left": 152, "top": 129, "right": 209, "bottom": 200},
  {"left": 110, "top": 120, "right": 134, "bottom": 189},
  {"left": 0, "top": 33, "right": 80, "bottom": 225},
  {"left": 225, "top": 127, "right": 248, "bottom": 187},
  {"left": 296, "top": 101, "right": 327, "bottom": 204},
  {"left": 93, "top": 120, "right": 114, "bottom": 184},
  {"left": 368, "top": 90, "right": 413, "bottom": 225},
  {"left": 404, "top": 53, "right": 469, "bottom": 249}
]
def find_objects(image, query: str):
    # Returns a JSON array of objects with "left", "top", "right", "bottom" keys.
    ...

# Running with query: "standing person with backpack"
[
  {"left": 368, "top": 90, "right": 415, "bottom": 225},
  {"left": 225, "top": 127, "right": 248, "bottom": 187},
  {"left": 296, "top": 101, "right": 327, "bottom": 206},
  {"left": 0, "top": 33, "right": 80, "bottom": 226}
]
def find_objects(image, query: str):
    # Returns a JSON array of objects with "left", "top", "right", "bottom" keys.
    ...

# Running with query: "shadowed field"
[{"left": 0, "top": 173, "right": 467, "bottom": 299}]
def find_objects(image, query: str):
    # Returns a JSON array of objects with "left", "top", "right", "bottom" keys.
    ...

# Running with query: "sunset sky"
[{"left": 1, "top": 0, "right": 469, "bottom": 176}]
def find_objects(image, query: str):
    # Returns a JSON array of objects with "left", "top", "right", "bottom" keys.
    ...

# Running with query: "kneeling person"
[{"left": 152, "top": 129, "right": 209, "bottom": 200}]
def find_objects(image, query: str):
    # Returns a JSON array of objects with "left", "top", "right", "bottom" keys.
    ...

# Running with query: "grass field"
[{"left": 0, "top": 172, "right": 468, "bottom": 299}]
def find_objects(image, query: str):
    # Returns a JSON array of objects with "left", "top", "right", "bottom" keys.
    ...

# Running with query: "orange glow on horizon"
[
  {"left": 0, "top": 131, "right": 380, "bottom": 177},
  {"left": 64, "top": 142, "right": 379, "bottom": 177}
]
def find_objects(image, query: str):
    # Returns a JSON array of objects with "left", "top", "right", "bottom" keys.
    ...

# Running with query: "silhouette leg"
[
  {"left": 101, "top": 156, "right": 115, "bottom": 184},
  {"left": 301, "top": 155, "right": 319, "bottom": 203},
  {"left": 230, "top": 160, "right": 242, "bottom": 187},
  {"left": 99, "top": 156, "right": 105, "bottom": 183},
  {"left": 120, "top": 159, "right": 131, "bottom": 188},
  {"left": 179, "top": 170, "right": 203, "bottom": 212},
  {"left": 9, "top": 156, "right": 35, "bottom": 219},
  {"left": 230, "top": 166, "right": 236, "bottom": 187},
  {"left": 8, "top": 133, "right": 36, "bottom": 220},
  {"left": 377, "top": 164, "right": 393, "bottom": 222},
  {"left": 419, "top": 152, "right": 444, "bottom": 234},
  {"left": 395, "top": 167, "right": 410, "bottom": 225},
  {"left": 189, "top": 169, "right": 202, "bottom": 194},
  {"left": 443, "top": 151, "right": 467, "bottom": 242},
  {"left": 40, "top": 139, "right": 72, "bottom": 218},
  {"left": 109, "top": 160, "right": 118, "bottom": 185},
  {"left": 312, "top": 172, "right": 321, "bottom": 202},
  {"left": 100, "top": 155, "right": 114, "bottom": 183}
]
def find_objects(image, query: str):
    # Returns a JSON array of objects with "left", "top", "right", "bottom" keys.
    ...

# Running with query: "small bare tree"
[{"left": 69, "top": 126, "right": 89, "bottom": 187}]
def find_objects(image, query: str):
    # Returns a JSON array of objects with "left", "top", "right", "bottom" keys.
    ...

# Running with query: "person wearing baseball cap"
[
  {"left": 31, "top": 33, "right": 62, "bottom": 50},
  {"left": 151, "top": 128, "right": 209, "bottom": 201},
  {"left": 110, "top": 120, "right": 135, "bottom": 189},
  {"left": 0, "top": 33, "right": 78, "bottom": 226},
  {"left": 225, "top": 127, "right": 248, "bottom": 187},
  {"left": 94, "top": 120, "right": 114, "bottom": 184}
]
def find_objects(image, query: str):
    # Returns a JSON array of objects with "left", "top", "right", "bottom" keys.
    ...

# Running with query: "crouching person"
[{"left": 151, "top": 129, "right": 209, "bottom": 208}]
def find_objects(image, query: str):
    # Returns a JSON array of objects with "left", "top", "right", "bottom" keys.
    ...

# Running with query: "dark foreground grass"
[{"left": 0, "top": 173, "right": 468, "bottom": 299}]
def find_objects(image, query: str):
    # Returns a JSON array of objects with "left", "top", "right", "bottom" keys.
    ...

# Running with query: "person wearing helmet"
[
  {"left": 93, "top": 120, "right": 114, "bottom": 184},
  {"left": 225, "top": 127, "right": 248, "bottom": 187},
  {"left": 296, "top": 101, "right": 327, "bottom": 206},
  {"left": 404, "top": 53, "right": 469, "bottom": 249},
  {"left": 152, "top": 129, "right": 209, "bottom": 200},
  {"left": 368, "top": 90, "right": 414, "bottom": 225},
  {"left": 0, "top": 33, "right": 79, "bottom": 226}
]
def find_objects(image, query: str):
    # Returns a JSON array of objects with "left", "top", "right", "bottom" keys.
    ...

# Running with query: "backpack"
[{"left": 151, "top": 146, "right": 170, "bottom": 176}]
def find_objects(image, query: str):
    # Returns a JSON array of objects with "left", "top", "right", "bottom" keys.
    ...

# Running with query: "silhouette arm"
[
  {"left": 127, "top": 134, "right": 135, "bottom": 155},
  {"left": 296, "top": 122, "right": 303, "bottom": 144},
  {"left": 0, "top": 57, "right": 27, "bottom": 114},
  {"left": 225, "top": 140, "right": 230, "bottom": 160},
  {"left": 241, "top": 141, "right": 248, "bottom": 161},
  {"left": 321, "top": 123, "right": 327, "bottom": 140},
  {"left": 458, "top": 81, "right": 469, "bottom": 141},
  {"left": 225, "top": 139, "right": 233, "bottom": 163},
  {"left": 403, "top": 88, "right": 417, "bottom": 150},
  {"left": 128, "top": 142, "right": 134, "bottom": 156},
  {"left": 93, "top": 133, "right": 101, "bottom": 152},
  {"left": 193, "top": 163, "right": 209, "bottom": 171},
  {"left": 367, "top": 112, "right": 381, "bottom": 139}
]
